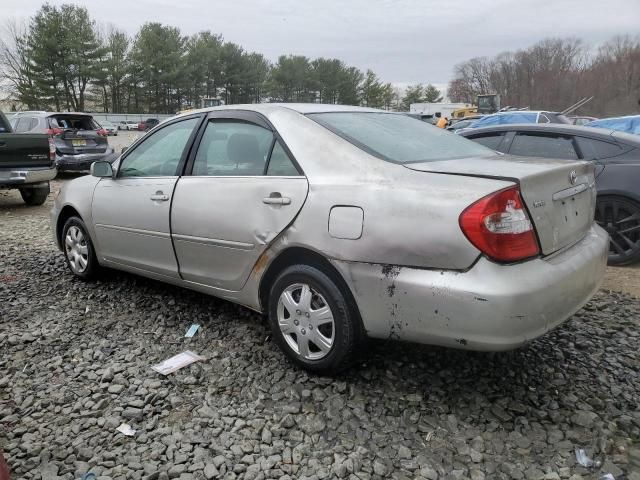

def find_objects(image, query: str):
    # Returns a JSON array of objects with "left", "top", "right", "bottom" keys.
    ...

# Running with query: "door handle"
[
  {"left": 150, "top": 191, "right": 169, "bottom": 202},
  {"left": 263, "top": 192, "right": 291, "bottom": 205}
]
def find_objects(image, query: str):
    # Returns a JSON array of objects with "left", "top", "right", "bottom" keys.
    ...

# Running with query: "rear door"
[
  {"left": 171, "top": 111, "right": 309, "bottom": 291},
  {"left": 92, "top": 115, "right": 202, "bottom": 278}
]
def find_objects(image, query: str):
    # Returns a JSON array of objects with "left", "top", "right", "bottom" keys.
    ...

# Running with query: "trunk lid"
[{"left": 404, "top": 155, "right": 597, "bottom": 255}]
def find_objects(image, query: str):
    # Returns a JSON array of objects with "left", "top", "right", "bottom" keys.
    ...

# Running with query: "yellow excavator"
[{"left": 451, "top": 94, "right": 501, "bottom": 119}]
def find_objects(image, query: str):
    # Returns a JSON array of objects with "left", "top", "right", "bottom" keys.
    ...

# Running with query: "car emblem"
[{"left": 569, "top": 170, "right": 577, "bottom": 185}]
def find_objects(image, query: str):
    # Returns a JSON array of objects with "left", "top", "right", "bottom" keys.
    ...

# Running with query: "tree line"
[
  {"left": 447, "top": 36, "right": 640, "bottom": 117},
  {"left": 0, "top": 3, "right": 443, "bottom": 114}
]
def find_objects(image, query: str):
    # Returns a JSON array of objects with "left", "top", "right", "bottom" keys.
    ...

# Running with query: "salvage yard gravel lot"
[{"left": 1, "top": 173, "right": 640, "bottom": 479}]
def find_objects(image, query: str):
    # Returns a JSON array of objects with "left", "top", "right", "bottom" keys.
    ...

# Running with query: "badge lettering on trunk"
[
  {"left": 533, "top": 200, "right": 545, "bottom": 208},
  {"left": 569, "top": 170, "right": 577, "bottom": 184}
]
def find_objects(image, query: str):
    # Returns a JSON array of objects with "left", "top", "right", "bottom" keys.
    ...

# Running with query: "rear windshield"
[
  {"left": 308, "top": 112, "right": 493, "bottom": 164},
  {"left": 49, "top": 115, "right": 100, "bottom": 131}
]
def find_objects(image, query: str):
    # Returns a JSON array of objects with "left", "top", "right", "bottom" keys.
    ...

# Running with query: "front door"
[
  {"left": 171, "top": 113, "right": 308, "bottom": 291},
  {"left": 92, "top": 116, "right": 202, "bottom": 278}
]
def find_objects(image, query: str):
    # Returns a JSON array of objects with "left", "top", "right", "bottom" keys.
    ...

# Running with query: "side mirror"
[
  {"left": 90, "top": 161, "right": 114, "bottom": 178},
  {"left": 121, "top": 145, "right": 129, "bottom": 154}
]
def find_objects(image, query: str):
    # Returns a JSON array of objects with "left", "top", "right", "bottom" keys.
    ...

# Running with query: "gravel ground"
[{"left": 1, "top": 178, "right": 640, "bottom": 480}]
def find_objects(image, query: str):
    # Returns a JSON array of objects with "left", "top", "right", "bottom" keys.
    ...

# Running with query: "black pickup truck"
[{"left": 0, "top": 110, "right": 55, "bottom": 205}]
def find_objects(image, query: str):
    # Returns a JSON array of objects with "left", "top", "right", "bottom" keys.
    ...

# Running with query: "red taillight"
[
  {"left": 459, "top": 185, "right": 540, "bottom": 262},
  {"left": 97, "top": 128, "right": 108, "bottom": 136},
  {"left": 48, "top": 137, "right": 56, "bottom": 161},
  {"left": 46, "top": 127, "right": 63, "bottom": 136}
]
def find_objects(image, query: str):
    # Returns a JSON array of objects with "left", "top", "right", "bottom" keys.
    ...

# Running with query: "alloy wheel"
[
  {"left": 277, "top": 283, "right": 335, "bottom": 360},
  {"left": 65, "top": 226, "right": 89, "bottom": 274},
  {"left": 595, "top": 197, "right": 640, "bottom": 263}
]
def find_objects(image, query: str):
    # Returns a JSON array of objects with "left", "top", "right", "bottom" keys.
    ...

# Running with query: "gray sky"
[{"left": 4, "top": 0, "right": 639, "bottom": 88}]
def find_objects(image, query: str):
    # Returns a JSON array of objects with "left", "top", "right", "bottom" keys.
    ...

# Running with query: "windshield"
[{"left": 308, "top": 112, "right": 494, "bottom": 163}]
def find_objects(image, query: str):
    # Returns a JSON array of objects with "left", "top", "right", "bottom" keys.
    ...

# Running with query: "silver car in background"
[{"left": 51, "top": 104, "right": 608, "bottom": 373}]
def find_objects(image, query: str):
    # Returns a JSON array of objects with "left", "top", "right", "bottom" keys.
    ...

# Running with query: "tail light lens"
[
  {"left": 46, "top": 127, "right": 63, "bottom": 136},
  {"left": 459, "top": 185, "right": 540, "bottom": 262},
  {"left": 48, "top": 137, "right": 56, "bottom": 161},
  {"left": 97, "top": 128, "right": 108, "bottom": 136}
]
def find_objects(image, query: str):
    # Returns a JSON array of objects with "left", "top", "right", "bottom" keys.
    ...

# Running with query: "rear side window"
[
  {"left": 510, "top": 133, "right": 578, "bottom": 160},
  {"left": 267, "top": 141, "right": 300, "bottom": 176},
  {"left": 192, "top": 120, "right": 274, "bottom": 176},
  {"left": 468, "top": 133, "right": 505, "bottom": 151},
  {"left": 577, "top": 137, "right": 625, "bottom": 160},
  {"left": 308, "top": 112, "right": 493, "bottom": 164},
  {"left": 14, "top": 117, "right": 33, "bottom": 133}
]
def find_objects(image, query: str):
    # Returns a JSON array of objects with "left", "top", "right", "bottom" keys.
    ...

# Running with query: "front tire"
[
  {"left": 19, "top": 185, "right": 49, "bottom": 206},
  {"left": 268, "top": 265, "right": 359, "bottom": 374},
  {"left": 595, "top": 196, "right": 640, "bottom": 266},
  {"left": 62, "top": 217, "right": 100, "bottom": 280}
]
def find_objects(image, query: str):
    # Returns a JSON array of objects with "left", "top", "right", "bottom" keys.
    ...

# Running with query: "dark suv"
[{"left": 10, "top": 112, "right": 115, "bottom": 172}]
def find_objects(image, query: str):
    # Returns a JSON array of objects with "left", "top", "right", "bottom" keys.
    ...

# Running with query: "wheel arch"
[
  {"left": 55, "top": 205, "right": 83, "bottom": 250},
  {"left": 258, "top": 246, "right": 365, "bottom": 335}
]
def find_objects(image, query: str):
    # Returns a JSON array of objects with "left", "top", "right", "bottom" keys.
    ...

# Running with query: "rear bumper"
[
  {"left": 332, "top": 224, "right": 609, "bottom": 350},
  {"left": 0, "top": 166, "right": 57, "bottom": 186},
  {"left": 56, "top": 148, "right": 114, "bottom": 172}
]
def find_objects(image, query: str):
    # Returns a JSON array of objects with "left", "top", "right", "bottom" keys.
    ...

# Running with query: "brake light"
[
  {"left": 459, "top": 185, "right": 540, "bottom": 262},
  {"left": 97, "top": 128, "right": 108, "bottom": 136},
  {"left": 48, "top": 137, "right": 56, "bottom": 161},
  {"left": 46, "top": 127, "right": 63, "bottom": 136}
]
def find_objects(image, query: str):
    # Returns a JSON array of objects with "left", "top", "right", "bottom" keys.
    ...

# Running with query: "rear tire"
[
  {"left": 595, "top": 196, "right": 640, "bottom": 266},
  {"left": 62, "top": 216, "right": 100, "bottom": 280},
  {"left": 268, "top": 265, "right": 359, "bottom": 374},
  {"left": 19, "top": 184, "right": 49, "bottom": 206}
]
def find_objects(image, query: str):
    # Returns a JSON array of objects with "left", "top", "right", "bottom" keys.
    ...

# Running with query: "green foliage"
[
  {"left": 2, "top": 3, "right": 406, "bottom": 113},
  {"left": 401, "top": 83, "right": 443, "bottom": 110}
]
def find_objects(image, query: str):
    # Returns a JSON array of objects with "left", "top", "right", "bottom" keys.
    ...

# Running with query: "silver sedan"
[{"left": 51, "top": 104, "right": 608, "bottom": 373}]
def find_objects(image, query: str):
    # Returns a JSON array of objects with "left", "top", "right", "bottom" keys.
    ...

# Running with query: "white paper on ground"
[
  {"left": 185, "top": 324, "right": 200, "bottom": 338},
  {"left": 151, "top": 350, "right": 205, "bottom": 375},
  {"left": 116, "top": 423, "right": 136, "bottom": 436}
]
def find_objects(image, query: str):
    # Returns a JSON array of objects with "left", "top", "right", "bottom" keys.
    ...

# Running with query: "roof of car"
[
  {"left": 24, "top": 111, "right": 94, "bottom": 117},
  {"left": 459, "top": 122, "right": 640, "bottom": 145},
  {"left": 175, "top": 103, "right": 386, "bottom": 119}
]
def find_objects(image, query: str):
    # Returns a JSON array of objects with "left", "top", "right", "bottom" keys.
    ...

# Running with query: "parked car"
[
  {"left": 466, "top": 110, "right": 571, "bottom": 130},
  {"left": 586, "top": 115, "right": 640, "bottom": 135},
  {"left": 52, "top": 105, "right": 607, "bottom": 373},
  {"left": 138, "top": 118, "right": 160, "bottom": 131},
  {"left": 10, "top": 112, "right": 115, "bottom": 172},
  {"left": 100, "top": 120, "right": 118, "bottom": 136},
  {"left": 447, "top": 115, "right": 484, "bottom": 133},
  {"left": 460, "top": 123, "right": 640, "bottom": 265},
  {"left": 570, "top": 115, "right": 598, "bottom": 126},
  {"left": 0, "top": 110, "right": 55, "bottom": 205},
  {"left": 118, "top": 121, "right": 139, "bottom": 131}
]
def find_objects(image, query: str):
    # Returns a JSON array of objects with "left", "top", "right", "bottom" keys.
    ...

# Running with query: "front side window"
[
  {"left": 309, "top": 112, "right": 493, "bottom": 164},
  {"left": 510, "top": 133, "right": 578, "bottom": 160},
  {"left": 192, "top": 120, "right": 274, "bottom": 176},
  {"left": 119, "top": 117, "right": 199, "bottom": 177}
]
